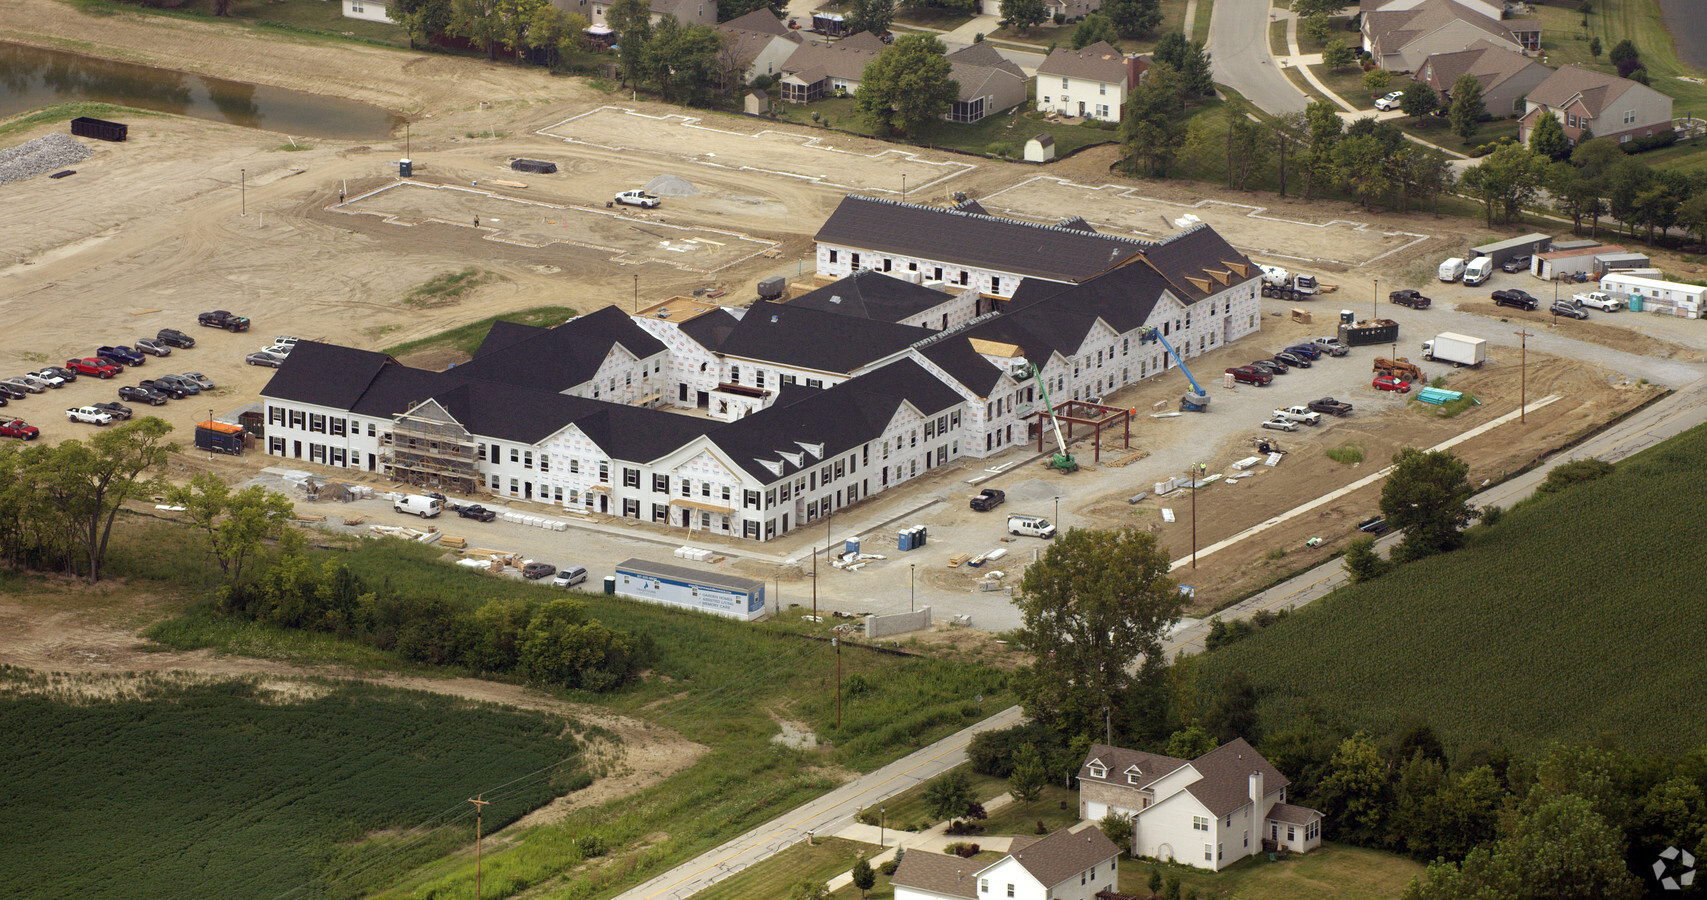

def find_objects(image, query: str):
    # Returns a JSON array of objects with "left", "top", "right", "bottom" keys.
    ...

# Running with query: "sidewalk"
[{"left": 823, "top": 793, "right": 1023, "bottom": 891}]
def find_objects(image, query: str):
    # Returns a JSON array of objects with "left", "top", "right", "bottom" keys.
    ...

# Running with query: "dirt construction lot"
[{"left": 3, "top": 0, "right": 1705, "bottom": 626}]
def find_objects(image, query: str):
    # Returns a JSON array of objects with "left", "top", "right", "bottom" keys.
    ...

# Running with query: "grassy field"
[
  {"left": 68, "top": 0, "right": 408, "bottom": 47},
  {"left": 402, "top": 266, "right": 499, "bottom": 306},
  {"left": 1306, "top": 64, "right": 1380, "bottom": 110},
  {"left": 1121, "top": 843, "right": 1425, "bottom": 900},
  {"left": 0, "top": 671, "right": 586, "bottom": 900},
  {"left": 770, "top": 91, "right": 1117, "bottom": 160},
  {"left": 1191, "top": 0, "right": 1214, "bottom": 42},
  {"left": 1191, "top": 421, "right": 1707, "bottom": 757},
  {"left": 379, "top": 305, "right": 577, "bottom": 357},
  {"left": 690, "top": 837, "right": 878, "bottom": 900},
  {"left": 130, "top": 533, "right": 1012, "bottom": 900},
  {"left": 979, "top": 784, "right": 1083, "bottom": 835},
  {"left": 859, "top": 768, "right": 1009, "bottom": 831},
  {"left": 0, "top": 101, "right": 165, "bottom": 140}
]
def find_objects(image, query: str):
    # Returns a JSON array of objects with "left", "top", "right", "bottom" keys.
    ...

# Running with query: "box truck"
[{"left": 1421, "top": 332, "right": 1487, "bottom": 368}]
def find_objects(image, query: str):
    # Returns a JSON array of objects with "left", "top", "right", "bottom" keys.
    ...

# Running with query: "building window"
[
  {"left": 524, "top": 451, "right": 534, "bottom": 470},
  {"left": 683, "top": 480, "right": 694, "bottom": 497},
  {"left": 509, "top": 478, "right": 519, "bottom": 493},
  {"left": 289, "top": 410, "right": 305, "bottom": 428},
  {"left": 1061, "top": 77, "right": 1068, "bottom": 89},
  {"left": 269, "top": 406, "right": 284, "bottom": 425},
  {"left": 782, "top": 374, "right": 797, "bottom": 385},
  {"left": 1288, "top": 826, "right": 1296, "bottom": 841},
  {"left": 806, "top": 378, "right": 823, "bottom": 389},
  {"left": 511, "top": 448, "right": 520, "bottom": 463},
  {"left": 1007, "top": 885, "right": 1015, "bottom": 899},
  {"left": 730, "top": 365, "right": 740, "bottom": 383},
  {"left": 330, "top": 418, "right": 346, "bottom": 436},
  {"left": 1624, "top": 109, "right": 1636, "bottom": 125},
  {"left": 1099, "top": 83, "right": 1107, "bottom": 95},
  {"left": 367, "top": 423, "right": 376, "bottom": 437},
  {"left": 599, "top": 462, "right": 610, "bottom": 482},
  {"left": 1205, "top": 844, "right": 1213, "bottom": 861},
  {"left": 624, "top": 467, "right": 640, "bottom": 487},
  {"left": 828, "top": 249, "right": 838, "bottom": 263},
  {"left": 980, "top": 879, "right": 989, "bottom": 894},
  {"left": 1193, "top": 816, "right": 1209, "bottom": 831},
  {"left": 269, "top": 436, "right": 284, "bottom": 454},
  {"left": 654, "top": 474, "right": 670, "bottom": 493}
]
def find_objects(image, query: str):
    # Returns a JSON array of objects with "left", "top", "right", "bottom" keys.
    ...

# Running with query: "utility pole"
[
  {"left": 1514, "top": 329, "right": 1532, "bottom": 422},
  {"left": 1188, "top": 462, "right": 1205, "bottom": 569},
  {"left": 833, "top": 636, "right": 841, "bottom": 729},
  {"left": 632, "top": 273, "right": 639, "bottom": 313},
  {"left": 240, "top": 167, "right": 246, "bottom": 217},
  {"left": 909, "top": 563, "right": 915, "bottom": 612},
  {"left": 1277, "top": 133, "right": 1287, "bottom": 199},
  {"left": 1373, "top": 276, "right": 1380, "bottom": 322},
  {"left": 207, "top": 408, "right": 213, "bottom": 461},
  {"left": 469, "top": 795, "right": 490, "bottom": 900}
]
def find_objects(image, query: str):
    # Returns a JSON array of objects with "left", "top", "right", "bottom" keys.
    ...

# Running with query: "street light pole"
[
  {"left": 1054, "top": 495, "right": 1060, "bottom": 528},
  {"left": 207, "top": 408, "right": 213, "bottom": 461},
  {"left": 1373, "top": 276, "right": 1379, "bottom": 322},
  {"left": 1514, "top": 329, "right": 1532, "bottom": 422},
  {"left": 909, "top": 563, "right": 915, "bottom": 612},
  {"left": 240, "top": 167, "right": 246, "bottom": 217},
  {"left": 1188, "top": 462, "right": 1206, "bottom": 569},
  {"left": 901, "top": 173, "right": 906, "bottom": 202},
  {"left": 632, "top": 273, "right": 639, "bottom": 313},
  {"left": 880, "top": 805, "right": 886, "bottom": 849}
]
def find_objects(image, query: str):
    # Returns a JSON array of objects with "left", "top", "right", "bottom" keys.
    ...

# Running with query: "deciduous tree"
[
  {"left": 1459, "top": 142, "right": 1546, "bottom": 227},
  {"left": 1448, "top": 72, "right": 1484, "bottom": 142},
  {"left": 1009, "top": 743, "right": 1048, "bottom": 803},
  {"left": 1333, "top": 132, "right": 1387, "bottom": 209},
  {"left": 1528, "top": 109, "right": 1570, "bottom": 160},
  {"left": 26, "top": 418, "right": 175, "bottom": 581},
  {"left": 1322, "top": 37, "right": 1355, "bottom": 70},
  {"left": 451, "top": 0, "right": 506, "bottom": 57},
  {"left": 1321, "top": 732, "right": 1391, "bottom": 844},
  {"left": 923, "top": 769, "right": 976, "bottom": 821},
  {"left": 856, "top": 34, "right": 959, "bottom": 135},
  {"left": 1071, "top": 14, "right": 1119, "bottom": 49},
  {"left": 1399, "top": 79, "right": 1438, "bottom": 118},
  {"left": 608, "top": 0, "right": 653, "bottom": 85},
  {"left": 391, "top": 0, "right": 456, "bottom": 45},
  {"left": 642, "top": 16, "right": 724, "bottom": 105},
  {"left": 851, "top": 856, "right": 876, "bottom": 897},
  {"left": 1119, "top": 61, "right": 1188, "bottom": 176},
  {"left": 1103, "top": 0, "right": 1162, "bottom": 38},
  {"left": 165, "top": 475, "right": 296, "bottom": 584},
  {"left": 1380, "top": 447, "right": 1475, "bottom": 561},
  {"left": 1001, "top": 0, "right": 1047, "bottom": 34},
  {"left": 846, "top": 0, "right": 896, "bottom": 36},
  {"left": 1012, "top": 526, "right": 1182, "bottom": 739},
  {"left": 1342, "top": 535, "right": 1390, "bottom": 582},
  {"left": 1363, "top": 68, "right": 1391, "bottom": 92}
]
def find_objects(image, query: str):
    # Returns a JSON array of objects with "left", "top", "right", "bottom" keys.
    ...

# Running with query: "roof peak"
[{"left": 844, "top": 194, "right": 1154, "bottom": 247}]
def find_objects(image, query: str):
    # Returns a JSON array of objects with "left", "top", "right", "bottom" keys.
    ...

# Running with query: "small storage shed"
[
  {"left": 744, "top": 91, "right": 771, "bottom": 115},
  {"left": 1024, "top": 133, "right": 1056, "bottom": 163},
  {"left": 613, "top": 558, "right": 767, "bottom": 620}
]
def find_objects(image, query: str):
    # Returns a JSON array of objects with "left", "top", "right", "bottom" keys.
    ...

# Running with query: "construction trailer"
[
  {"left": 613, "top": 558, "right": 767, "bottom": 620},
  {"left": 1470, "top": 233, "right": 1551, "bottom": 268},
  {"left": 385, "top": 407, "right": 480, "bottom": 494},
  {"left": 1600, "top": 273, "right": 1706, "bottom": 318},
  {"left": 195, "top": 420, "right": 245, "bottom": 455}
]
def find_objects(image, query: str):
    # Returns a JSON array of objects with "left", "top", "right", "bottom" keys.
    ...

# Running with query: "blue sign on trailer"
[{"left": 613, "top": 558, "right": 766, "bottom": 620}]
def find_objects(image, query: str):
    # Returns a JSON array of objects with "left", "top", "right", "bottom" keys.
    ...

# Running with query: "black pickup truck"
[
  {"left": 457, "top": 504, "right": 497, "bottom": 522},
  {"left": 1307, "top": 397, "right": 1354, "bottom": 417},
  {"left": 1389, "top": 289, "right": 1432, "bottom": 309},
  {"left": 198, "top": 310, "right": 251, "bottom": 332},
  {"left": 969, "top": 489, "right": 1006, "bottom": 512}
]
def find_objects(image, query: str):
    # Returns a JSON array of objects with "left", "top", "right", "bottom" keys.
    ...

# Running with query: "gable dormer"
[
  {"left": 1087, "top": 759, "right": 1107, "bottom": 779},
  {"left": 1125, "top": 764, "right": 1143, "bottom": 785}
]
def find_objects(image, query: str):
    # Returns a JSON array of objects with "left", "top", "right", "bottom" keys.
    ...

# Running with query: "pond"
[{"left": 0, "top": 41, "right": 403, "bottom": 140}]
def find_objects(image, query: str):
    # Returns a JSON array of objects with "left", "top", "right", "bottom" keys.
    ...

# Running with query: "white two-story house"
[
  {"left": 892, "top": 827, "right": 1121, "bottom": 900},
  {"left": 1034, "top": 41, "right": 1145, "bottom": 123}
]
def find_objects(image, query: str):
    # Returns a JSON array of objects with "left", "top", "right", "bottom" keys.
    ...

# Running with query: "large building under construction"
[{"left": 260, "top": 199, "right": 1262, "bottom": 542}]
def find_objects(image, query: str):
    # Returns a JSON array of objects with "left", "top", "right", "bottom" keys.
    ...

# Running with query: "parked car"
[
  {"left": 457, "top": 504, "right": 497, "bottom": 522},
  {"left": 95, "top": 345, "right": 146, "bottom": 366},
  {"left": 1260, "top": 417, "right": 1298, "bottom": 432},
  {"left": 1275, "top": 351, "right": 1311, "bottom": 368},
  {"left": 261, "top": 343, "right": 294, "bottom": 358},
  {"left": 133, "top": 338, "right": 173, "bottom": 357},
  {"left": 1492, "top": 289, "right": 1539, "bottom": 311},
  {"left": 272, "top": 336, "right": 302, "bottom": 347},
  {"left": 1373, "top": 90, "right": 1404, "bottom": 110},
  {"left": 152, "top": 374, "right": 201, "bottom": 395},
  {"left": 246, "top": 351, "right": 286, "bottom": 368},
  {"left": 1313, "top": 336, "right": 1351, "bottom": 356},
  {"left": 1501, "top": 255, "right": 1532, "bottom": 273},
  {"left": 199, "top": 310, "right": 250, "bottom": 331},
  {"left": 1550, "top": 299, "right": 1589, "bottom": 320},
  {"left": 0, "top": 395, "right": 7, "bottom": 408},
  {"left": 1284, "top": 343, "right": 1323, "bottom": 360},
  {"left": 551, "top": 566, "right": 589, "bottom": 588},
  {"left": 156, "top": 328, "right": 196, "bottom": 349},
  {"left": 1225, "top": 366, "right": 1273, "bottom": 386},
  {"left": 92, "top": 401, "right": 133, "bottom": 420},
  {"left": 66, "top": 357, "right": 122, "bottom": 378},
  {"left": 66, "top": 406, "right": 115, "bottom": 426},
  {"left": 0, "top": 383, "right": 25, "bottom": 400},
  {"left": 522, "top": 562, "right": 557, "bottom": 580},
  {"left": 137, "top": 379, "right": 188, "bottom": 400},
  {"left": 970, "top": 488, "right": 1006, "bottom": 511},
  {"left": 27, "top": 370, "right": 66, "bottom": 388},
  {"left": 1252, "top": 359, "right": 1289, "bottom": 376},
  {"left": 38, "top": 365, "right": 77, "bottom": 383},
  {"left": 1389, "top": 289, "right": 1432, "bottom": 309},
  {"left": 180, "top": 372, "right": 216, "bottom": 390},
  {"left": 118, "top": 385, "right": 169, "bottom": 405},
  {"left": 1357, "top": 515, "right": 1390, "bottom": 535},
  {"left": 1273, "top": 406, "right": 1323, "bottom": 426},
  {"left": 1, "top": 377, "right": 45, "bottom": 395},
  {"left": 1373, "top": 375, "right": 1412, "bottom": 393},
  {"left": 0, "top": 419, "right": 40, "bottom": 440},
  {"left": 614, "top": 190, "right": 661, "bottom": 208}
]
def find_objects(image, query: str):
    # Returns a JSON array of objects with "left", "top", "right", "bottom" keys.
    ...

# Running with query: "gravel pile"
[
  {"left": 0, "top": 133, "right": 94, "bottom": 186},
  {"left": 645, "top": 174, "right": 700, "bottom": 197}
]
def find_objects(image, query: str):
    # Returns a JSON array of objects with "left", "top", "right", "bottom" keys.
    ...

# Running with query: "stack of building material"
[
  {"left": 673, "top": 546, "right": 714, "bottom": 561},
  {"left": 1416, "top": 387, "right": 1464, "bottom": 406}
]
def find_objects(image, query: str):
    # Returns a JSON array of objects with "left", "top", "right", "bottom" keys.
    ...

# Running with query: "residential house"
[
  {"left": 1417, "top": 40, "right": 1552, "bottom": 117},
  {"left": 1362, "top": 0, "right": 1539, "bottom": 73},
  {"left": 980, "top": 0, "right": 1099, "bottom": 19},
  {"left": 716, "top": 9, "right": 803, "bottom": 83},
  {"left": 777, "top": 32, "right": 886, "bottom": 102},
  {"left": 1079, "top": 740, "right": 1323, "bottom": 871},
  {"left": 945, "top": 42, "right": 1029, "bottom": 123},
  {"left": 1360, "top": 0, "right": 1501, "bottom": 25},
  {"left": 891, "top": 828, "right": 1121, "bottom": 900},
  {"left": 341, "top": 0, "right": 395, "bottom": 23},
  {"left": 1035, "top": 41, "right": 1143, "bottom": 123},
  {"left": 579, "top": 0, "right": 716, "bottom": 28},
  {"left": 1518, "top": 64, "right": 1675, "bottom": 147}
]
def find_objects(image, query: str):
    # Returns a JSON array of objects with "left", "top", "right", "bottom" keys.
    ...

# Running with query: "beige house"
[
  {"left": 1362, "top": 0, "right": 1539, "bottom": 73},
  {"left": 717, "top": 9, "right": 804, "bottom": 83},
  {"left": 580, "top": 0, "right": 716, "bottom": 28},
  {"left": 945, "top": 42, "right": 1028, "bottom": 123},
  {"left": 1079, "top": 740, "right": 1322, "bottom": 871},
  {"left": 1035, "top": 41, "right": 1145, "bottom": 123},
  {"left": 891, "top": 828, "right": 1121, "bottom": 900},
  {"left": 1519, "top": 65, "right": 1675, "bottom": 147},
  {"left": 778, "top": 32, "right": 885, "bottom": 103},
  {"left": 1418, "top": 41, "right": 1552, "bottom": 117}
]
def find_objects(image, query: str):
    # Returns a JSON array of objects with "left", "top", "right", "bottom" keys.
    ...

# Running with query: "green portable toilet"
[
  {"left": 1628, "top": 294, "right": 1643, "bottom": 312},
  {"left": 603, "top": 575, "right": 616, "bottom": 595}
]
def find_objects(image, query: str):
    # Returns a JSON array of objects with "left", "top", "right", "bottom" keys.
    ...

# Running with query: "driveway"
[{"left": 1208, "top": 0, "right": 1307, "bottom": 114}]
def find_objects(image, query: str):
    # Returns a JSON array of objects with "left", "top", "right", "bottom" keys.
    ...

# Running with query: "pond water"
[
  {"left": 0, "top": 41, "right": 403, "bottom": 140},
  {"left": 1654, "top": 0, "right": 1707, "bottom": 73}
]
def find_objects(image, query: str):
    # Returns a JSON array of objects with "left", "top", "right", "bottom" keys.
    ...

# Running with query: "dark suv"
[
  {"left": 156, "top": 328, "right": 197, "bottom": 349},
  {"left": 1501, "top": 255, "right": 1532, "bottom": 273},
  {"left": 1550, "top": 299, "right": 1589, "bottom": 320},
  {"left": 1492, "top": 289, "right": 1538, "bottom": 311}
]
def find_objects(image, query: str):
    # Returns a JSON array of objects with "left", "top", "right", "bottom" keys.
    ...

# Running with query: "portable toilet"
[
  {"left": 898, "top": 529, "right": 914, "bottom": 552},
  {"left": 916, "top": 525, "right": 928, "bottom": 547},
  {"left": 1628, "top": 294, "right": 1644, "bottom": 312},
  {"left": 1340, "top": 309, "right": 1355, "bottom": 326},
  {"left": 603, "top": 575, "right": 616, "bottom": 595},
  {"left": 845, "top": 536, "right": 861, "bottom": 555}
]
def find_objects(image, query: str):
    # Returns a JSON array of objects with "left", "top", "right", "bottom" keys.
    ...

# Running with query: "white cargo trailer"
[
  {"left": 1421, "top": 332, "right": 1487, "bottom": 367},
  {"left": 613, "top": 558, "right": 767, "bottom": 620}
]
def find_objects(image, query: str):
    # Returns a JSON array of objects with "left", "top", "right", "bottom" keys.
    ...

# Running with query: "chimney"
[{"left": 1249, "top": 769, "right": 1264, "bottom": 816}]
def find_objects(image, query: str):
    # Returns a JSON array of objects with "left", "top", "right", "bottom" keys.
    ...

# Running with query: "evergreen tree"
[
  {"left": 1528, "top": 110, "right": 1570, "bottom": 161},
  {"left": 1448, "top": 73, "right": 1485, "bottom": 143}
]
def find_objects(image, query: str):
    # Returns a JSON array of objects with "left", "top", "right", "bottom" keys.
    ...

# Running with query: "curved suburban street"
[{"left": 1208, "top": 0, "right": 1309, "bottom": 114}]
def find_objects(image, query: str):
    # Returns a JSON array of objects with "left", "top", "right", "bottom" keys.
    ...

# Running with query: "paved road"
[
  {"left": 1208, "top": 0, "right": 1307, "bottom": 114},
  {"left": 1163, "top": 375, "right": 1707, "bottom": 656},
  {"left": 610, "top": 705, "right": 1025, "bottom": 900}
]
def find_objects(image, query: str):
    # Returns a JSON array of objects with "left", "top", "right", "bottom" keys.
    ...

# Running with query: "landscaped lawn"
[
  {"left": 69, "top": 0, "right": 408, "bottom": 47},
  {"left": 692, "top": 838, "right": 879, "bottom": 900},
  {"left": 1398, "top": 114, "right": 1521, "bottom": 153},
  {"left": 891, "top": 5, "right": 978, "bottom": 32},
  {"left": 1119, "top": 843, "right": 1426, "bottom": 900},
  {"left": 858, "top": 769, "right": 1009, "bottom": 832},
  {"left": 1294, "top": 15, "right": 1354, "bottom": 55},
  {"left": 983, "top": 0, "right": 1188, "bottom": 55},
  {"left": 770, "top": 90, "right": 1119, "bottom": 160},
  {"left": 978, "top": 785, "right": 1084, "bottom": 836},
  {"left": 1306, "top": 64, "right": 1382, "bottom": 109}
]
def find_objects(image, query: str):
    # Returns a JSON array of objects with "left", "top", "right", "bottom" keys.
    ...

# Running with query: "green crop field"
[
  {"left": 1191, "top": 422, "right": 1707, "bottom": 757},
  {"left": 0, "top": 670, "right": 587, "bottom": 900}
]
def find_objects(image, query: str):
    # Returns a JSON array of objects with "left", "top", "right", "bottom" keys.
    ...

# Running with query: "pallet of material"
[
  {"left": 1232, "top": 456, "right": 1263, "bottom": 470},
  {"left": 439, "top": 535, "right": 466, "bottom": 549},
  {"left": 948, "top": 553, "right": 971, "bottom": 568},
  {"left": 1107, "top": 450, "right": 1149, "bottom": 467},
  {"left": 296, "top": 514, "right": 328, "bottom": 522},
  {"left": 343, "top": 516, "right": 365, "bottom": 526}
]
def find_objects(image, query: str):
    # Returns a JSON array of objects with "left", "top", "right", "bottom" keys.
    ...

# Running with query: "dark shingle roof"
[
  {"left": 1267, "top": 802, "right": 1322, "bottom": 826},
  {"left": 1036, "top": 41, "right": 1128, "bottom": 84},
  {"left": 787, "top": 270, "right": 955, "bottom": 323},
  {"left": 947, "top": 40, "right": 1026, "bottom": 78},
  {"left": 678, "top": 307, "right": 742, "bottom": 352},
  {"left": 1133, "top": 225, "right": 1256, "bottom": 303},
  {"left": 815, "top": 195, "right": 1151, "bottom": 284},
  {"left": 1079, "top": 743, "right": 1190, "bottom": 792},
  {"left": 454, "top": 306, "right": 666, "bottom": 392},
  {"left": 919, "top": 337, "right": 1005, "bottom": 397},
  {"left": 1007, "top": 828, "right": 1121, "bottom": 889},
  {"left": 889, "top": 851, "right": 979, "bottom": 899},
  {"left": 1183, "top": 738, "right": 1290, "bottom": 817},
  {"left": 717, "top": 299, "right": 933, "bottom": 373},
  {"left": 260, "top": 341, "right": 396, "bottom": 410},
  {"left": 1526, "top": 64, "right": 1659, "bottom": 117}
]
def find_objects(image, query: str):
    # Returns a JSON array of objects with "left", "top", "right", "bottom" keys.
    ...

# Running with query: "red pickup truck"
[
  {"left": 1225, "top": 366, "right": 1274, "bottom": 386},
  {"left": 66, "top": 357, "right": 123, "bottom": 378},
  {"left": 0, "top": 419, "right": 40, "bottom": 440}
]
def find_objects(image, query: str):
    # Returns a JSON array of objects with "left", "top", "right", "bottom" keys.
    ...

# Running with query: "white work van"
[
  {"left": 394, "top": 494, "right": 443, "bottom": 518},
  {"left": 1438, "top": 258, "right": 1465, "bottom": 282},
  {"left": 1462, "top": 257, "right": 1494, "bottom": 286},
  {"left": 1007, "top": 514, "right": 1057, "bottom": 539}
]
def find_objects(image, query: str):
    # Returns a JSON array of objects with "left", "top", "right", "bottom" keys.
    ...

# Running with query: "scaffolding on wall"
[{"left": 386, "top": 409, "right": 479, "bottom": 494}]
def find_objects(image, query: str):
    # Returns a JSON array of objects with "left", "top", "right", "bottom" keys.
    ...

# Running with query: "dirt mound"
[{"left": 645, "top": 174, "right": 699, "bottom": 197}]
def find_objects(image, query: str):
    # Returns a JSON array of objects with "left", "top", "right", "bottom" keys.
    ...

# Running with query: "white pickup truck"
[
  {"left": 1573, "top": 291, "right": 1624, "bottom": 311},
  {"left": 66, "top": 406, "right": 115, "bottom": 426},
  {"left": 1273, "top": 406, "right": 1323, "bottom": 427}
]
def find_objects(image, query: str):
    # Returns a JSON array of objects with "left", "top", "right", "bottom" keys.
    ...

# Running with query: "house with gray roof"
[
  {"left": 1035, "top": 41, "right": 1146, "bottom": 123},
  {"left": 1418, "top": 40, "right": 1552, "bottom": 117},
  {"left": 891, "top": 828, "right": 1120, "bottom": 900},
  {"left": 1079, "top": 739, "right": 1323, "bottom": 870},
  {"left": 716, "top": 9, "right": 803, "bottom": 84},
  {"left": 777, "top": 32, "right": 885, "bottom": 102},
  {"left": 944, "top": 42, "right": 1028, "bottom": 123},
  {"left": 1518, "top": 64, "right": 1674, "bottom": 147},
  {"left": 1361, "top": 0, "right": 1539, "bottom": 72}
]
